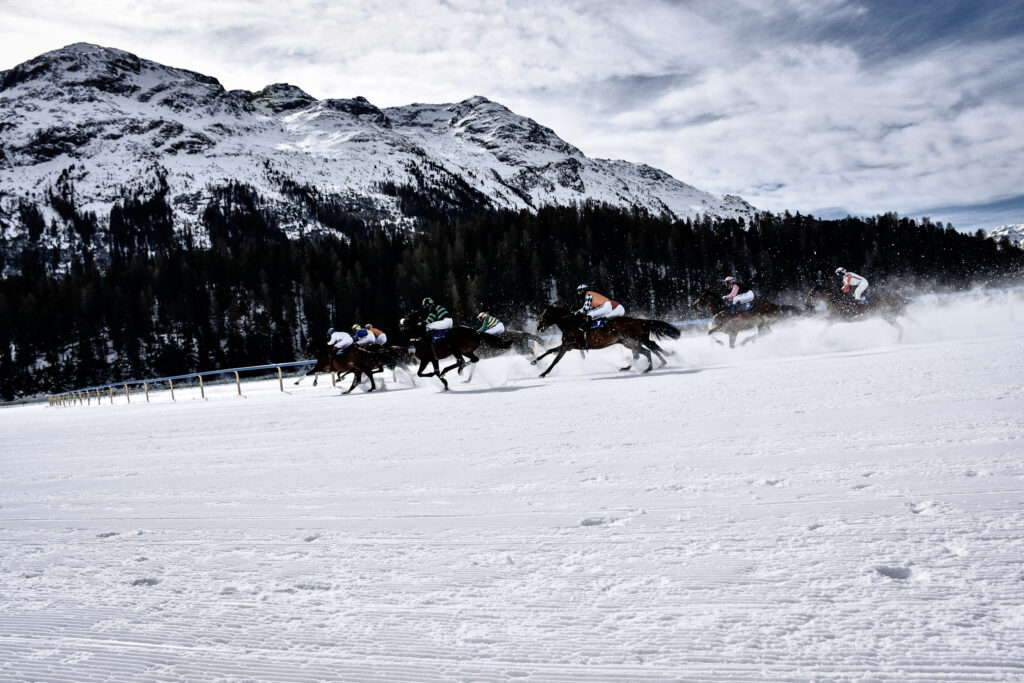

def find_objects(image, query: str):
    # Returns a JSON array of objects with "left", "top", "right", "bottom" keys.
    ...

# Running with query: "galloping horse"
[
  {"left": 532, "top": 304, "right": 680, "bottom": 377},
  {"left": 399, "top": 311, "right": 481, "bottom": 390},
  {"left": 803, "top": 284, "right": 909, "bottom": 341},
  {"left": 477, "top": 328, "right": 544, "bottom": 360},
  {"left": 301, "top": 341, "right": 381, "bottom": 393},
  {"left": 691, "top": 290, "right": 796, "bottom": 348}
]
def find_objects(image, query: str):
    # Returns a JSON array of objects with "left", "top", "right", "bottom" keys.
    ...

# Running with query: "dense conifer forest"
[{"left": 1, "top": 184, "right": 1022, "bottom": 400}]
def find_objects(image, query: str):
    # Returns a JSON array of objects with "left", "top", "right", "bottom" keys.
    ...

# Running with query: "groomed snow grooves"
[{"left": 2, "top": 296, "right": 1023, "bottom": 681}]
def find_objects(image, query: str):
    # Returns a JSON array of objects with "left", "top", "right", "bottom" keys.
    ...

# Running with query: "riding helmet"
[
  {"left": 724, "top": 276, "right": 735, "bottom": 283},
  {"left": 576, "top": 284, "right": 588, "bottom": 292},
  {"left": 327, "top": 327, "right": 335, "bottom": 335},
  {"left": 352, "top": 324, "right": 361, "bottom": 332},
  {"left": 477, "top": 312, "right": 487, "bottom": 319},
  {"left": 422, "top": 297, "right": 433, "bottom": 308},
  {"left": 835, "top": 267, "right": 846, "bottom": 276}
]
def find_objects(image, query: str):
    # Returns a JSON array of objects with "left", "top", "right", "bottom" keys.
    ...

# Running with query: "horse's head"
[
  {"left": 399, "top": 311, "right": 423, "bottom": 334},
  {"left": 301, "top": 338, "right": 321, "bottom": 360},
  {"left": 537, "top": 304, "right": 570, "bottom": 332},
  {"left": 691, "top": 290, "right": 718, "bottom": 312},
  {"left": 803, "top": 284, "right": 831, "bottom": 309}
]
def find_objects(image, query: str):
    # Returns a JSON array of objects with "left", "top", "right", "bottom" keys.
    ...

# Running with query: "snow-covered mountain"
[
  {"left": 0, "top": 43, "right": 754, "bottom": 258},
  {"left": 989, "top": 222, "right": 1024, "bottom": 247}
]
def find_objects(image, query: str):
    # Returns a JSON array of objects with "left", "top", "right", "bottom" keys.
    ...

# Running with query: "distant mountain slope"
[
  {"left": 0, "top": 43, "right": 754, "bottom": 272},
  {"left": 988, "top": 222, "right": 1024, "bottom": 247}
]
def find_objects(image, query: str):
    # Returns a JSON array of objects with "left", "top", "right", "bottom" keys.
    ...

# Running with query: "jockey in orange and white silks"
[
  {"left": 327, "top": 327, "right": 353, "bottom": 355},
  {"left": 364, "top": 324, "right": 387, "bottom": 345},
  {"left": 836, "top": 268, "right": 869, "bottom": 301},
  {"left": 575, "top": 284, "right": 625, "bottom": 321},
  {"left": 722, "top": 276, "right": 754, "bottom": 310}
]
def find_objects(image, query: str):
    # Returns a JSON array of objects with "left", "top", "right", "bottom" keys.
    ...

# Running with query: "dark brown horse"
[
  {"left": 531, "top": 304, "right": 680, "bottom": 377},
  {"left": 301, "top": 341, "right": 381, "bottom": 393},
  {"left": 691, "top": 289, "right": 797, "bottom": 348},
  {"left": 803, "top": 284, "right": 909, "bottom": 340},
  {"left": 399, "top": 311, "right": 481, "bottom": 390}
]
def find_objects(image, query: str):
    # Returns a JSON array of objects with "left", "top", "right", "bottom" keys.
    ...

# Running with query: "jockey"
[
  {"left": 836, "top": 267, "right": 869, "bottom": 302},
  {"left": 476, "top": 312, "right": 505, "bottom": 336},
  {"left": 352, "top": 324, "right": 376, "bottom": 346},
  {"left": 327, "top": 327, "right": 353, "bottom": 355},
  {"left": 574, "top": 284, "right": 625, "bottom": 329},
  {"left": 422, "top": 297, "right": 453, "bottom": 334},
  {"left": 364, "top": 323, "right": 387, "bottom": 345},
  {"left": 722, "top": 276, "right": 754, "bottom": 313}
]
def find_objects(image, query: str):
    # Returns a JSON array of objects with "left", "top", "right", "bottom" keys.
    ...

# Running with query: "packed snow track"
[{"left": 2, "top": 296, "right": 1023, "bottom": 681}]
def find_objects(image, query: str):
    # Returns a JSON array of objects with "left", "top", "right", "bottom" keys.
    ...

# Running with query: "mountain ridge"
[{"left": 0, "top": 43, "right": 754, "bottom": 273}]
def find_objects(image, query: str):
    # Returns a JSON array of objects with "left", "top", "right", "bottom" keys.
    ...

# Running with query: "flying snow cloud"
[{"left": 1, "top": 0, "right": 1023, "bottom": 230}]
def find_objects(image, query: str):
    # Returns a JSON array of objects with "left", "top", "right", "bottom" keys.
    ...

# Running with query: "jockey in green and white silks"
[
  {"left": 422, "top": 297, "right": 453, "bottom": 333},
  {"left": 476, "top": 312, "right": 505, "bottom": 336}
]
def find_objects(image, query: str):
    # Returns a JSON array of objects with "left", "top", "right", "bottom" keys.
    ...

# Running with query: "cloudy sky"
[{"left": 2, "top": 0, "right": 1023, "bottom": 230}]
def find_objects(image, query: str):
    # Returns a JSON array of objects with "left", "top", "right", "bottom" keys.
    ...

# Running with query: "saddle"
[
  {"left": 430, "top": 329, "right": 448, "bottom": 341},
  {"left": 587, "top": 319, "right": 609, "bottom": 329},
  {"left": 727, "top": 302, "right": 754, "bottom": 314}
]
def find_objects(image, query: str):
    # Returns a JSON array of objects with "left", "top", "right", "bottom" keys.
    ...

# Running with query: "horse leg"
[
  {"left": 367, "top": 369, "right": 377, "bottom": 392},
  {"left": 344, "top": 371, "right": 361, "bottom": 394},
  {"left": 462, "top": 363, "right": 475, "bottom": 384},
  {"left": 540, "top": 348, "right": 569, "bottom": 378},
  {"left": 531, "top": 345, "right": 560, "bottom": 365},
  {"left": 885, "top": 315, "right": 904, "bottom": 342},
  {"left": 416, "top": 359, "right": 434, "bottom": 378},
  {"left": 644, "top": 340, "right": 668, "bottom": 367}
]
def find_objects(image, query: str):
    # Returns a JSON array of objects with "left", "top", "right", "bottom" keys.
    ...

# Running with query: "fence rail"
[
  {"left": 47, "top": 360, "right": 316, "bottom": 406},
  {"left": 46, "top": 284, "right": 1022, "bottom": 407}
]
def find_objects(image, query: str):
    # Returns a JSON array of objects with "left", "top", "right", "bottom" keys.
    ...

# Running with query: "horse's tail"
[{"left": 642, "top": 319, "right": 682, "bottom": 340}]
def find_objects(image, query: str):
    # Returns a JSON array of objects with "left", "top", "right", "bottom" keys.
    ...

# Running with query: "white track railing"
[{"left": 47, "top": 360, "right": 316, "bottom": 407}]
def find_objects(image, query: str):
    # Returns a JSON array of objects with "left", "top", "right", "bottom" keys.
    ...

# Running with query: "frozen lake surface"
[{"left": 2, "top": 296, "right": 1023, "bottom": 681}]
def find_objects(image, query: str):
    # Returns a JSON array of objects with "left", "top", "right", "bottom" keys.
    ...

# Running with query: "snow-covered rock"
[
  {"left": 988, "top": 222, "right": 1024, "bottom": 247},
  {"left": 0, "top": 43, "right": 755, "bottom": 256}
]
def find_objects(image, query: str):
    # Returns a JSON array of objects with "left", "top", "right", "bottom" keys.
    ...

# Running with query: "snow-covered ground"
[{"left": 2, "top": 295, "right": 1024, "bottom": 681}]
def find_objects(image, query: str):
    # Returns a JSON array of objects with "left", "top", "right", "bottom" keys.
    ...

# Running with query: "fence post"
[
  {"left": 199, "top": 374, "right": 205, "bottom": 399},
  {"left": 169, "top": 379, "right": 175, "bottom": 401},
  {"left": 124, "top": 384, "right": 130, "bottom": 404},
  {"left": 278, "top": 366, "right": 284, "bottom": 392},
  {"left": 235, "top": 371, "right": 242, "bottom": 396},
  {"left": 109, "top": 386, "right": 114, "bottom": 405},
  {"left": 96, "top": 388, "right": 101, "bottom": 405},
  {"left": 144, "top": 382, "right": 150, "bottom": 403}
]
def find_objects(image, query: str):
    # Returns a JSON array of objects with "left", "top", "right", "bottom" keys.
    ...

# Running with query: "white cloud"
[{"left": 1, "top": 0, "right": 1022, "bottom": 227}]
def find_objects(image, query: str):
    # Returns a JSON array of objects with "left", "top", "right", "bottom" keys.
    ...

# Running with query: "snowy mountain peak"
[
  {"left": 0, "top": 43, "right": 756, "bottom": 272},
  {"left": 989, "top": 222, "right": 1024, "bottom": 247},
  {"left": 251, "top": 83, "right": 316, "bottom": 113}
]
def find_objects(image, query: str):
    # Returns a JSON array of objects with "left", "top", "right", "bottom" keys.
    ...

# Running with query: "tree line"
[{"left": 1, "top": 183, "right": 1022, "bottom": 399}]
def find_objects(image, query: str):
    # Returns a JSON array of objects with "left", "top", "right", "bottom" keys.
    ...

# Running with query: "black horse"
[
  {"left": 399, "top": 310, "right": 481, "bottom": 390},
  {"left": 804, "top": 284, "right": 909, "bottom": 340},
  {"left": 531, "top": 304, "right": 680, "bottom": 377},
  {"left": 477, "top": 328, "right": 545, "bottom": 359}
]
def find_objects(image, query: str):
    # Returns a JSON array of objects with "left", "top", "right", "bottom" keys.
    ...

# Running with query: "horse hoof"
[{"left": 619, "top": 366, "right": 632, "bottom": 372}]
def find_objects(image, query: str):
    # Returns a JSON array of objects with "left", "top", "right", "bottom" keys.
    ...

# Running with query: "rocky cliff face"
[{"left": 0, "top": 43, "right": 755, "bottom": 271}]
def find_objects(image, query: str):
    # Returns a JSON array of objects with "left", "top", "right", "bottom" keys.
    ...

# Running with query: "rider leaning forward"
[{"left": 574, "top": 284, "right": 624, "bottom": 331}]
